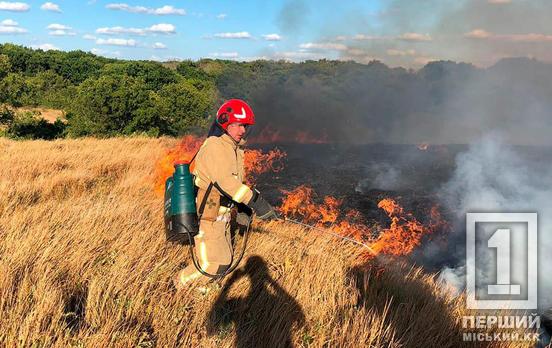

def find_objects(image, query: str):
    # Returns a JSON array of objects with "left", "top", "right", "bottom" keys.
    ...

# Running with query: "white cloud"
[
  {"left": 47, "top": 23, "right": 75, "bottom": 36},
  {"left": 97, "top": 26, "right": 146, "bottom": 35},
  {"left": 413, "top": 56, "right": 436, "bottom": 65},
  {"left": 210, "top": 52, "right": 239, "bottom": 58},
  {"left": 353, "top": 32, "right": 431, "bottom": 43},
  {"left": 83, "top": 34, "right": 96, "bottom": 40},
  {"left": 152, "top": 42, "right": 166, "bottom": 49},
  {"left": 50, "top": 29, "right": 75, "bottom": 36},
  {"left": 0, "top": 18, "right": 26, "bottom": 34},
  {"left": 96, "top": 23, "right": 175, "bottom": 36},
  {"left": 0, "top": 24, "right": 26, "bottom": 33},
  {"left": 213, "top": 31, "right": 252, "bottom": 39},
  {"left": 0, "top": 1, "right": 29, "bottom": 11},
  {"left": 153, "top": 5, "right": 184, "bottom": 15},
  {"left": 0, "top": 18, "right": 17, "bottom": 26},
  {"left": 386, "top": 49, "right": 417, "bottom": 56},
  {"left": 96, "top": 38, "right": 137, "bottom": 46},
  {"left": 106, "top": 3, "right": 185, "bottom": 15},
  {"left": 148, "top": 23, "right": 175, "bottom": 34},
  {"left": 299, "top": 42, "right": 348, "bottom": 51},
  {"left": 488, "top": 0, "right": 511, "bottom": 3},
  {"left": 47, "top": 23, "right": 71, "bottom": 30},
  {"left": 465, "top": 29, "right": 493, "bottom": 39},
  {"left": 91, "top": 47, "right": 121, "bottom": 57},
  {"left": 271, "top": 50, "right": 324, "bottom": 61},
  {"left": 464, "top": 29, "right": 552, "bottom": 42},
  {"left": 398, "top": 32, "right": 432, "bottom": 42},
  {"left": 506, "top": 33, "right": 552, "bottom": 42},
  {"left": 34, "top": 43, "right": 59, "bottom": 51},
  {"left": 41, "top": 2, "right": 61, "bottom": 12},
  {"left": 353, "top": 34, "right": 380, "bottom": 41},
  {"left": 216, "top": 13, "right": 227, "bottom": 19},
  {"left": 262, "top": 33, "right": 282, "bottom": 41},
  {"left": 91, "top": 48, "right": 104, "bottom": 55}
]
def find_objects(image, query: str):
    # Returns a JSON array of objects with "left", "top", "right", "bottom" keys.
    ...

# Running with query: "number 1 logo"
[{"left": 466, "top": 213, "right": 537, "bottom": 310}]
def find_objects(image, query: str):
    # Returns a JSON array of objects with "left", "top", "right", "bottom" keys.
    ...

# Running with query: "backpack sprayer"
[{"left": 164, "top": 161, "right": 251, "bottom": 280}]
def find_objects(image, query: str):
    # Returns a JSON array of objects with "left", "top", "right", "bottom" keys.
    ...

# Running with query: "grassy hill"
[{"left": 0, "top": 137, "right": 532, "bottom": 347}]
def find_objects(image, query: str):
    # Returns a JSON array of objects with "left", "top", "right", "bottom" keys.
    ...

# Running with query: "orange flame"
[
  {"left": 244, "top": 148, "right": 286, "bottom": 186},
  {"left": 279, "top": 186, "right": 448, "bottom": 258},
  {"left": 153, "top": 135, "right": 204, "bottom": 196},
  {"left": 278, "top": 185, "right": 372, "bottom": 241},
  {"left": 154, "top": 135, "right": 287, "bottom": 196},
  {"left": 371, "top": 198, "right": 430, "bottom": 256}
]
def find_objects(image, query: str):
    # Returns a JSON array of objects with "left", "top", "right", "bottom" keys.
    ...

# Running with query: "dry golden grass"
[{"left": 0, "top": 137, "right": 534, "bottom": 347}]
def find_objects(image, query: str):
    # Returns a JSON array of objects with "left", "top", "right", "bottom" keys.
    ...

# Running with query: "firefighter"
[{"left": 173, "top": 99, "right": 277, "bottom": 290}]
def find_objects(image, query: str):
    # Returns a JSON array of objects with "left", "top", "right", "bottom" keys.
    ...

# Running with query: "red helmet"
[{"left": 216, "top": 99, "right": 255, "bottom": 130}]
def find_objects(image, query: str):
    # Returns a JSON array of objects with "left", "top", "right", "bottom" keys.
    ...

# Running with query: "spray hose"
[
  {"left": 182, "top": 214, "right": 376, "bottom": 282},
  {"left": 184, "top": 213, "right": 252, "bottom": 281},
  {"left": 276, "top": 217, "right": 378, "bottom": 256}
]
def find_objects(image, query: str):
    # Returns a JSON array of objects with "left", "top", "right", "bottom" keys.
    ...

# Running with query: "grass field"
[{"left": 0, "top": 137, "right": 533, "bottom": 347}]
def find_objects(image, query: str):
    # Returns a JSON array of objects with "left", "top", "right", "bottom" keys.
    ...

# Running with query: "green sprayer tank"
[{"left": 164, "top": 161, "right": 199, "bottom": 245}]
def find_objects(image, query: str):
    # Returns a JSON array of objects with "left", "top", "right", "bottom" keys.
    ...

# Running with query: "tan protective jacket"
[{"left": 192, "top": 133, "right": 253, "bottom": 220}]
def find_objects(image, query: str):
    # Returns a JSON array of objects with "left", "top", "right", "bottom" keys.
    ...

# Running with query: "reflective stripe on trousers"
[{"left": 176, "top": 215, "right": 233, "bottom": 287}]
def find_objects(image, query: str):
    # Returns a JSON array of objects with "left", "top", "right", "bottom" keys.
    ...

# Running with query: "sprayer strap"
[{"left": 197, "top": 182, "right": 214, "bottom": 220}]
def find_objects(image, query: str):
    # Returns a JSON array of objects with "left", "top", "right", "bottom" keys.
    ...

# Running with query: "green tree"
[
  {"left": 67, "top": 74, "right": 151, "bottom": 136},
  {"left": 154, "top": 79, "right": 217, "bottom": 135},
  {"left": 100, "top": 61, "right": 179, "bottom": 90},
  {"left": 0, "top": 54, "right": 11, "bottom": 79},
  {"left": 27, "top": 70, "right": 70, "bottom": 108},
  {"left": 0, "top": 73, "right": 31, "bottom": 106}
]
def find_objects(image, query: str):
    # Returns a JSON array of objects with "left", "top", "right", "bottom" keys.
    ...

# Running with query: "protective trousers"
[{"left": 176, "top": 218, "right": 233, "bottom": 287}]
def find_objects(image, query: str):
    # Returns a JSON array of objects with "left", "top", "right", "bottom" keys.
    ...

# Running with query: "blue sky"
[{"left": 1, "top": 0, "right": 552, "bottom": 67}]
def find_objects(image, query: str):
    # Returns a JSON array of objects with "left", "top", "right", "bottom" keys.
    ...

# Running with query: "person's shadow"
[{"left": 207, "top": 255, "right": 305, "bottom": 348}]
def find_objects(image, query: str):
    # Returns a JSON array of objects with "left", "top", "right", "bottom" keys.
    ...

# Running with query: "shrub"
[{"left": 6, "top": 111, "right": 66, "bottom": 140}]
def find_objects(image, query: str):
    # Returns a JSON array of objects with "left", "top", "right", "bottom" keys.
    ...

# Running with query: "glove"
[{"left": 247, "top": 189, "right": 278, "bottom": 221}]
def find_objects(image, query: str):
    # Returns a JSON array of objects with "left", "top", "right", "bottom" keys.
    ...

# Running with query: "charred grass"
[{"left": 0, "top": 137, "right": 533, "bottom": 347}]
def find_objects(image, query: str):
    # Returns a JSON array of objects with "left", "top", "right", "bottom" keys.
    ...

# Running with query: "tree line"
[{"left": 2, "top": 43, "right": 551, "bottom": 144}]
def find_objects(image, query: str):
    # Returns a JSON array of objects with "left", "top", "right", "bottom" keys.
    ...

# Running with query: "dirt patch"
[{"left": 16, "top": 107, "right": 65, "bottom": 123}]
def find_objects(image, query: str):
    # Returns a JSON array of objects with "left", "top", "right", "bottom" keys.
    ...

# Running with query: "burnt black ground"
[
  {"left": 252, "top": 143, "right": 552, "bottom": 265},
  {"left": 253, "top": 143, "right": 464, "bottom": 229}
]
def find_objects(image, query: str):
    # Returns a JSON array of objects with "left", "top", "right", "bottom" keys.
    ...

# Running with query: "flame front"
[
  {"left": 371, "top": 198, "right": 429, "bottom": 255},
  {"left": 279, "top": 185, "right": 372, "bottom": 242},
  {"left": 244, "top": 148, "right": 286, "bottom": 186},
  {"left": 279, "top": 185, "right": 447, "bottom": 258}
]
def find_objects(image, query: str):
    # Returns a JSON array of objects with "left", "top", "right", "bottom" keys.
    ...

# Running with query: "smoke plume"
[{"left": 432, "top": 134, "right": 552, "bottom": 310}]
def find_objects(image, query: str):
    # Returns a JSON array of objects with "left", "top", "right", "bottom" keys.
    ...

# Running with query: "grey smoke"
[
  {"left": 356, "top": 164, "right": 401, "bottom": 191},
  {"left": 248, "top": 58, "right": 552, "bottom": 146},
  {"left": 332, "top": 0, "right": 552, "bottom": 66},
  {"left": 276, "top": 0, "right": 310, "bottom": 35},
  {"left": 434, "top": 134, "right": 552, "bottom": 310}
]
